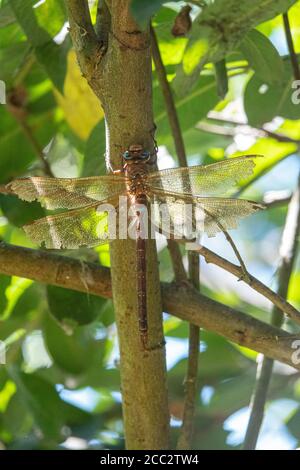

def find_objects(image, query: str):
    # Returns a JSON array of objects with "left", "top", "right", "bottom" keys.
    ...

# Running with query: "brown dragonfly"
[{"left": 6, "top": 145, "right": 264, "bottom": 347}]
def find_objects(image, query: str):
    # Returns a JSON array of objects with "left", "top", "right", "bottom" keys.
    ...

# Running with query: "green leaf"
[
  {"left": 0, "top": 106, "right": 58, "bottom": 183},
  {"left": 152, "top": 7, "right": 187, "bottom": 66},
  {"left": 10, "top": 0, "right": 69, "bottom": 91},
  {"left": 0, "top": 22, "right": 29, "bottom": 86},
  {"left": 0, "top": 274, "right": 10, "bottom": 313},
  {"left": 46, "top": 285, "right": 107, "bottom": 328},
  {"left": 10, "top": 0, "right": 66, "bottom": 46},
  {"left": 154, "top": 74, "right": 220, "bottom": 148},
  {"left": 35, "top": 37, "right": 70, "bottom": 92},
  {"left": 0, "top": 195, "right": 44, "bottom": 227},
  {"left": 130, "top": 0, "right": 180, "bottom": 28},
  {"left": 83, "top": 121, "right": 106, "bottom": 177},
  {"left": 173, "top": 0, "right": 296, "bottom": 96},
  {"left": 0, "top": 2, "right": 16, "bottom": 27},
  {"left": 244, "top": 66, "right": 300, "bottom": 126},
  {"left": 287, "top": 407, "right": 300, "bottom": 440},
  {"left": 43, "top": 315, "right": 104, "bottom": 375},
  {"left": 214, "top": 59, "right": 228, "bottom": 99},
  {"left": 239, "top": 29, "right": 284, "bottom": 84},
  {"left": 8, "top": 370, "right": 66, "bottom": 441},
  {"left": 232, "top": 138, "right": 298, "bottom": 188}
]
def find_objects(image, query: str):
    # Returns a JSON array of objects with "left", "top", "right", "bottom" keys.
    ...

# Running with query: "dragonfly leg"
[{"left": 141, "top": 335, "right": 166, "bottom": 352}]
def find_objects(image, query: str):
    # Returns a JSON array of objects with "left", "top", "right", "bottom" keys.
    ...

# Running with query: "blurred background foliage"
[{"left": 0, "top": 0, "right": 300, "bottom": 450}]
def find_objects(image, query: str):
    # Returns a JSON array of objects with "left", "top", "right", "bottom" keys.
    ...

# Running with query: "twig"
[
  {"left": 194, "top": 244, "right": 300, "bottom": 326},
  {"left": 167, "top": 240, "right": 187, "bottom": 283},
  {"left": 201, "top": 114, "right": 300, "bottom": 145},
  {"left": 177, "top": 252, "right": 200, "bottom": 450},
  {"left": 242, "top": 356, "right": 274, "bottom": 449},
  {"left": 150, "top": 24, "right": 187, "bottom": 168},
  {"left": 150, "top": 23, "right": 200, "bottom": 450},
  {"left": 18, "top": 120, "right": 54, "bottom": 177},
  {"left": 283, "top": 12, "right": 300, "bottom": 81},
  {"left": 0, "top": 241, "right": 300, "bottom": 369},
  {"left": 263, "top": 191, "right": 291, "bottom": 208},
  {"left": 243, "top": 173, "right": 300, "bottom": 449},
  {"left": 6, "top": 101, "right": 54, "bottom": 177}
]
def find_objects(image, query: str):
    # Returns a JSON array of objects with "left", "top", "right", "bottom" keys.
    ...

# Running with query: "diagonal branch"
[
  {"left": 0, "top": 241, "right": 300, "bottom": 370},
  {"left": 194, "top": 244, "right": 300, "bottom": 326}
]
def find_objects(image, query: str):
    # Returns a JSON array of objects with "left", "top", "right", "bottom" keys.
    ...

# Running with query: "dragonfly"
[{"left": 5, "top": 145, "right": 265, "bottom": 348}]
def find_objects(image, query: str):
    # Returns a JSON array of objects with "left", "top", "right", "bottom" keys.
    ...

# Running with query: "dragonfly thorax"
[
  {"left": 126, "top": 170, "right": 149, "bottom": 197},
  {"left": 122, "top": 145, "right": 151, "bottom": 196}
]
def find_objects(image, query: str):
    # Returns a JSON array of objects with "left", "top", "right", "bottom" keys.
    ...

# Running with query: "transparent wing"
[
  {"left": 147, "top": 155, "right": 262, "bottom": 196},
  {"left": 23, "top": 196, "right": 121, "bottom": 249},
  {"left": 150, "top": 189, "right": 265, "bottom": 238},
  {"left": 7, "top": 175, "right": 126, "bottom": 209}
]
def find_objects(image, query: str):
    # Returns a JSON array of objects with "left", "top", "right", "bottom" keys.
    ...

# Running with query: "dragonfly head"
[{"left": 122, "top": 144, "right": 151, "bottom": 165}]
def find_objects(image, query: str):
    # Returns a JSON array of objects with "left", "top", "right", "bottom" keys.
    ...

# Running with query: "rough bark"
[{"left": 65, "top": 0, "right": 169, "bottom": 449}]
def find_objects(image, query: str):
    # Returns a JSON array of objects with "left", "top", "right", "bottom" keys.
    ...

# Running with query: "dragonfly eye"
[
  {"left": 141, "top": 151, "right": 151, "bottom": 161},
  {"left": 123, "top": 151, "right": 134, "bottom": 160}
]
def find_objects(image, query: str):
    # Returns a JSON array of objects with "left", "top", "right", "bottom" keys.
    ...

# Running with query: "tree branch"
[
  {"left": 150, "top": 24, "right": 200, "bottom": 449},
  {"left": 95, "top": 0, "right": 111, "bottom": 43},
  {"left": 243, "top": 174, "right": 300, "bottom": 450},
  {"left": 150, "top": 24, "right": 187, "bottom": 168},
  {"left": 1, "top": 241, "right": 300, "bottom": 370},
  {"left": 177, "top": 252, "right": 200, "bottom": 450},
  {"left": 65, "top": 0, "right": 105, "bottom": 84},
  {"left": 194, "top": 244, "right": 300, "bottom": 326},
  {"left": 283, "top": 12, "right": 300, "bottom": 81}
]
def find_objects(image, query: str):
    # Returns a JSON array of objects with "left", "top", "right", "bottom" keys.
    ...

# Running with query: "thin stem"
[
  {"left": 263, "top": 194, "right": 291, "bottom": 208},
  {"left": 243, "top": 174, "right": 300, "bottom": 449},
  {"left": 203, "top": 115, "right": 300, "bottom": 145},
  {"left": 167, "top": 240, "right": 187, "bottom": 283},
  {"left": 6, "top": 104, "right": 54, "bottom": 177},
  {"left": 150, "top": 23, "right": 200, "bottom": 449},
  {"left": 177, "top": 252, "right": 200, "bottom": 450},
  {"left": 283, "top": 12, "right": 300, "bottom": 81},
  {"left": 242, "top": 357, "right": 274, "bottom": 449},
  {"left": 194, "top": 244, "right": 300, "bottom": 326},
  {"left": 19, "top": 120, "right": 54, "bottom": 177},
  {"left": 150, "top": 24, "right": 187, "bottom": 168}
]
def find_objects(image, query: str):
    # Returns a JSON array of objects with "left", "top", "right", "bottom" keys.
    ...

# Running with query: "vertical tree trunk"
[{"left": 66, "top": 0, "right": 170, "bottom": 449}]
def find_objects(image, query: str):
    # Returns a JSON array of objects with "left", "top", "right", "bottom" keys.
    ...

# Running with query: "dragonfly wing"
[
  {"left": 7, "top": 175, "right": 126, "bottom": 209},
  {"left": 150, "top": 190, "right": 265, "bottom": 238},
  {"left": 147, "top": 155, "right": 262, "bottom": 196},
  {"left": 23, "top": 196, "right": 121, "bottom": 249}
]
